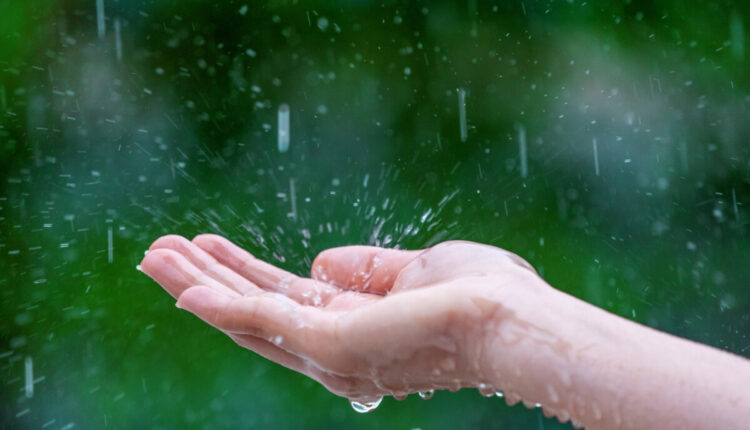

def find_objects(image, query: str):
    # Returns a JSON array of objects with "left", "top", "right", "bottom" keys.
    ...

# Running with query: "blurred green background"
[{"left": 1, "top": 0, "right": 749, "bottom": 428}]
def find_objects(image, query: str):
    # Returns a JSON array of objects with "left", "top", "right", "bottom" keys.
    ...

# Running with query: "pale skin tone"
[{"left": 141, "top": 234, "right": 750, "bottom": 429}]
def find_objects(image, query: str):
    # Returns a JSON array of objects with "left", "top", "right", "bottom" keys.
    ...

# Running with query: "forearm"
[{"left": 480, "top": 283, "right": 750, "bottom": 429}]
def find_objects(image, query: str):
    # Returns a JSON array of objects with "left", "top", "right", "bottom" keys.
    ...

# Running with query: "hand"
[{"left": 140, "top": 235, "right": 547, "bottom": 405}]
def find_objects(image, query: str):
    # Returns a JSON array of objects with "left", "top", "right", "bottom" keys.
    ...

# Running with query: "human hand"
[{"left": 140, "top": 235, "right": 549, "bottom": 408}]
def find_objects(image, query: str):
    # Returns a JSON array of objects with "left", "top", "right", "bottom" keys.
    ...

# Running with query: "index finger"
[{"left": 177, "top": 286, "right": 341, "bottom": 368}]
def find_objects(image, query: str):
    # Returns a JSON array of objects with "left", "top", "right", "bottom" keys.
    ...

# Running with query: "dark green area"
[{"left": 1, "top": 0, "right": 749, "bottom": 428}]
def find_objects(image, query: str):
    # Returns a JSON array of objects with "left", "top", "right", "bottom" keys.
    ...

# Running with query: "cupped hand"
[{"left": 140, "top": 234, "right": 546, "bottom": 403}]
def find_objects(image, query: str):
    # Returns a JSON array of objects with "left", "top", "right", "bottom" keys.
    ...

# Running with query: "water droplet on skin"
[
  {"left": 592, "top": 402, "right": 602, "bottom": 420},
  {"left": 571, "top": 419, "right": 583, "bottom": 429},
  {"left": 558, "top": 371, "right": 572, "bottom": 387},
  {"left": 393, "top": 393, "right": 407, "bottom": 401},
  {"left": 494, "top": 390, "right": 504, "bottom": 398},
  {"left": 477, "top": 383, "right": 495, "bottom": 397},
  {"left": 135, "top": 265, "right": 142, "bottom": 271},
  {"left": 418, "top": 390, "right": 434, "bottom": 400},
  {"left": 547, "top": 384, "right": 559, "bottom": 403},
  {"left": 350, "top": 397, "right": 383, "bottom": 413}
]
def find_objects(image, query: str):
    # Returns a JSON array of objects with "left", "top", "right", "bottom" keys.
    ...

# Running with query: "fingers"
[
  {"left": 140, "top": 248, "right": 240, "bottom": 299},
  {"left": 229, "top": 333, "right": 311, "bottom": 374},
  {"left": 148, "top": 235, "right": 262, "bottom": 296},
  {"left": 193, "top": 234, "right": 338, "bottom": 306},
  {"left": 229, "top": 333, "right": 381, "bottom": 399},
  {"left": 311, "top": 246, "right": 421, "bottom": 294},
  {"left": 177, "top": 286, "right": 334, "bottom": 364}
]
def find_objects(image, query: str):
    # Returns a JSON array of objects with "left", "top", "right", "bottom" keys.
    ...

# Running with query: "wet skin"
[{"left": 141, "top": 235, "right": 750, "bottom": 430}]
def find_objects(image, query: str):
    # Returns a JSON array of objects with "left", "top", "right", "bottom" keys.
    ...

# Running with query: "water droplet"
[
  {"left": 418, "top": 390, "right": 434, "bottom": 400},
  {"left": 477, "top": 383, "right": 495, "bottom": 397},
  {"left": 277, "top": 104, "right": 290, "bottom": 153},
  {"left": 546, "top": 384, "right": 559, "bottom": 403},
  {"left": 350, "top": 397, "right": 382, "bottom": 413},
  {"left": 494, "top": 390, "right": 504, "bottom": 398},
  {"left": 457, "top": 88, "right": 468, "bottom": 142},
  {"left": 135, "top": 264, "right": 142, "bottom": 271}
]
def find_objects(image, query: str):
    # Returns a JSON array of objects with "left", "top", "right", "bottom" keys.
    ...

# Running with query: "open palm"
[{"left": 141, "top": 234, "right": 542, "bottom": 405}]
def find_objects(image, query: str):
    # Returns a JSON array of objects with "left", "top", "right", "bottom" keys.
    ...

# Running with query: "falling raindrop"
[
  {"left": 114, "top": 17, "right": 122, "bottom": 62},
  {"left": 417, "top": 390, "right": 434, "bottom": 400},
  {"left": 107, "top": 225, "right": 113, "bottom": 263},
  {"left": 517, "top": 123, "right": 527, "bottom": 179},
  {"left": 730, "top": 11, "right": 745, "bottom": 61},
  {"left": 278, "top": 103, "right": 290, "bottom": 153},
  {"left": 96, "top": 0, "right": 106, "bottom": 39},
  {"left": 457, "top": 88, "right": 467, "bottom": 142},
  {"left": 592, "top": 137, "right": 600, "bottom": 176},
  {"left": 289, "top": 178, "right": 297, "bottom": 220},
  {"left": 350, "top": 397, "right": 383, "bottom": 413},
  {"left": 24, "top": 356, "right": 33, "bottom": 398}
]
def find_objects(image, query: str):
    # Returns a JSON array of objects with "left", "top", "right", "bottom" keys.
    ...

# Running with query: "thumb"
[{"left": 311, "top": 246, "right": 420, "bottom": 294}]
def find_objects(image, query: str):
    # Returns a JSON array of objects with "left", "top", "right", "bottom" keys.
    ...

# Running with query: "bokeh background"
[{"left": 2, "top": 0, "right": 749, "bottom": 428}]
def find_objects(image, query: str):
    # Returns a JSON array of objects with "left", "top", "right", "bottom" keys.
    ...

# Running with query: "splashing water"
[{"left": 350, "top": 397, "right": 383, "bottom": 413}]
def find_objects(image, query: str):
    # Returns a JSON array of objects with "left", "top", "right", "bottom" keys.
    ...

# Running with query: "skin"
[{"left": 141, "top": 235, "right": 750, "bottom": 429}]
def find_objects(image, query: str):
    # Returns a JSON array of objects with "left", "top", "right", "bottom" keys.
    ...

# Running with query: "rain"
[{"left": 1, "top": 1, "right": 749, "bottom": 429}]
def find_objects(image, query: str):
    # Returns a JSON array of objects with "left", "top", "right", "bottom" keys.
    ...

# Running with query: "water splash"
[{"left": 350, "top": 397, "right": 382, "bottom": 413}]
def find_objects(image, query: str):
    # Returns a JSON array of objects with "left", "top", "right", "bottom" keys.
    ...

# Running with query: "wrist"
[{"left": 476, "top": 280, "right": 628, "bottom": 423}]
